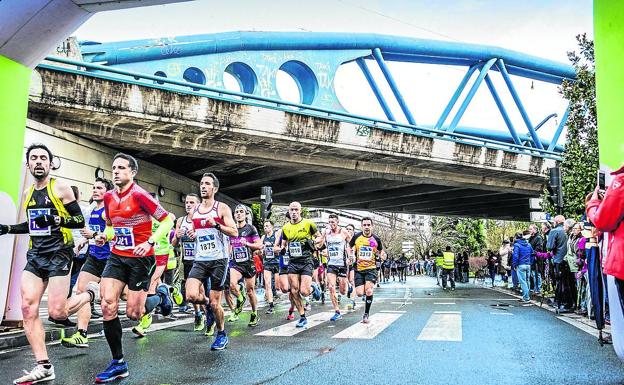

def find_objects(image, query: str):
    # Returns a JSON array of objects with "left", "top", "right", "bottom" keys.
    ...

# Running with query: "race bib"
[
  {"left": 328, "top": 245, "right": 341, "bottom": 259},
  {"left": 182, "top": 241, "right": 196, "bottom": 258},
  {"left": 233, "top": 246, "right": 250, "bottom": 263},
  {"left": 282, "top": 251, "right": 290, "bottom": 266},
  {"left": 289, "top": 242, "right": 303, "bottom": 257},
  {"left": 359, "top": 246, "right": 373, "bottom": 261},
  {"left": 114, "top": 227, "right": 135, "bottom": 250},
  {"left": 28, "top": 208, "right": 51, "bottom": 236},
  {"left": 265, "top": 245, "right": 275, "bottom": 259},
  {"left": 198, "top": 234, "right": 217, "bottom": 254},
  {"left": 88, "top": 224, "right": 102, "bottom": 245}
]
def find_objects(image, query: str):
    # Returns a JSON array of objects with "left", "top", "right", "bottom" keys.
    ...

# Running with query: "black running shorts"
[
  {"left": 264, "top": 263, "right": 279, "bottom": 274},
  {"left": 230, "top": 263, "right": 257, "bottom": 280},
  {"left": 188, "top": 259, "right": 229, "bottom": 291},
  {"left": 24, "top": 247, "right": 73, "bottom": 280},
  {"left": 102, "top": 253, "right": 155, "bottom": 292},
  {"left": 327, "top": 265, "right": 347, "bottom": 278},
  {"left": 81, "top": 254, "right": 108, "bottom": 278},
  {"left": 287, "top": 258, "right": 314, "bottom": 277},
  {"left": 354, "top": 269, "right": 377, "bottom": 287}
]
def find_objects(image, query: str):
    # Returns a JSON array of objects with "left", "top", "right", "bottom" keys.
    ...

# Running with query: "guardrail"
[{"left": 38, "top": 56, "right": 563, "bottom": 161}]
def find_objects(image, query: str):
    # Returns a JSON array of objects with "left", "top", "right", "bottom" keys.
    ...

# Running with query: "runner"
[
  {"left": 321, "top": 214, "right": 352, "bottom": 321},
  {"left": 171, "top": 193, "right": 203, "bottom": 329},
  {"left": 274, "top": 220, "right": 296, "bottom": 320},
  {"left": 349, "top": 217, "right": 385, "bottom": 324},
  {"left": 277, "top": 202, "right": 321, "bottom": 328},
  {"left": 91, "top": 153, "right": 175, "bottom": 383},
  {"left": 61, "top": 177, "right": 114, "bottom": 349},
  {"left": 0, "top": 144, "right": 97, "bottom": 384},
  {"left": 184, "top": 173, "right": 238, "bottom": 350},
  {"left": 261, "top": 220, "right": 279, "bottom": 314},
  {"left": 228, "top": 205, "right": 263, "bottom": 327},
  {"left": 345, "top": 223, "right": 357, "bottom": 310},
  {"left": 131, "top": 195, "right": 181, "bottom": 338}
]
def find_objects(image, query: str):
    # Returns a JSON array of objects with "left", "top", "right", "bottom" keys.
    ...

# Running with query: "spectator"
[
  {"left": 547, "top": 215, "right": 569, "bottom": 311},
  {"left": 513, "top": 230, "right": 534, "bottom": 302},
  {"left": 487, "top": 250, "right": 498, "bottom": 287},
  {"left": 541, "top": 221, "right": 554, "bottom": 291},
  {"left": 528, "top": 224, "right": 544, "bottom": 294},
  {"left": 499, "top": 240, "right": 512, "bottom": 286},
  {"left": 462, "top": 252, "right": 470, "bottom": 283}
]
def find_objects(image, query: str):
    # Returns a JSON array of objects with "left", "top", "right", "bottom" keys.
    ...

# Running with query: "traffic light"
[
  {"left": 260, "top": 186, "right": 273, "bottom": 221},
  {"left": 547, "top": 167, "right": 564, "bottom": 214}
]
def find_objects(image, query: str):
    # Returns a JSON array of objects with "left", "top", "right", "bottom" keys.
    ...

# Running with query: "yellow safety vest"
[
  {"left": 442, "top": 252, "right": 455, "bottom": 269},
  {"left": 435, "top": 255, "right": 444, "bottom": 267}
]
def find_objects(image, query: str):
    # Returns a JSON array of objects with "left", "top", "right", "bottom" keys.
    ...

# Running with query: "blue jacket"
[{"left": 512, "top": 238, "right": 534, "bottom": 268}]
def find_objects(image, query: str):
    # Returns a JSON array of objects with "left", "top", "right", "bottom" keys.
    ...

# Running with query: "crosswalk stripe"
[
  {"left": 332, "top": 312, "right": 402, "bottom": 340},
  {"left": 255, "top": 312, "right": 335, "bottom": 337},
  {"left": 417, "top": 311, "right": 462, "bottom": 342}
]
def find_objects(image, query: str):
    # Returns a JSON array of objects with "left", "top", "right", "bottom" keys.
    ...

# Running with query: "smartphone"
[{"left": 598, "top": 170, "right": 606, "bottom": 192}]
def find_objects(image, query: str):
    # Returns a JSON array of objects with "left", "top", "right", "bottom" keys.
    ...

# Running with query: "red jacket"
[{"left": 587, "top": 166, "right": 624, "bottom": 280}]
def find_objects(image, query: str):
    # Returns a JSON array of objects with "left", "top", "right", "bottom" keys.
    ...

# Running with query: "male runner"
[
  {"left": 274, "top": 223, "right": 296, "bottom": 320},
  {"left": 184, "top": 173, "right": 237, "bottom": 350},
  {"left": 277, "top": 202, "right": 321, "bottom": 328},
  {"left": 61, "top": 177, "right": 114, "bottom": 349},
  {"left": 92, "top": 153, "right": 174, "bottom": 383},
  {"left": 322, "top": 214, "right": 352, "bottom": 321},
  {"left": 0, "top": 144, "right": 96, "bottom": 384},
  {"left": 349, "top": 217, "right": 384, "bottom": 323},
  {"left": 228, "top": 205, "right": 263, "bottom": 326},
  {"left": 172, "top": 193, "right": 203, "bottom": 328},
  {"left": 261, "top": 220, "right": 279, "bottom": 314}
]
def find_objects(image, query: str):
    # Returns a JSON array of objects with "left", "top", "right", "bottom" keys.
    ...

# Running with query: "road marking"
[
  {"left": 434, "top": 302, "right": 456, "bottom": 305},
  {"left": 417, "top": 311, "right": 462, "bottom": 342},
  {"left": 380, "top": 310, "right": 406, "bottom": 313},
  {"left": 391, "top": 301, "right": 413, "bottom": 305},
  {"left": 255, "top": 312, "right": 334, "bottom": 337},
  {"left": 332, "top": 312, "right": 403, "bottom": 339},
  {"left": 490, "top": 312, "right": 513, "bottom": 316}
]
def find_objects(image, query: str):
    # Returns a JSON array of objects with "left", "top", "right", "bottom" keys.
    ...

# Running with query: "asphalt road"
[{"left": 1, "top": 276, "right": 623, "bottom": 385}]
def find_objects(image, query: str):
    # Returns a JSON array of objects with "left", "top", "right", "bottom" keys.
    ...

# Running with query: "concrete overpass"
[{"left": 28, "top": 65, "right": 557, "bottom": 220}]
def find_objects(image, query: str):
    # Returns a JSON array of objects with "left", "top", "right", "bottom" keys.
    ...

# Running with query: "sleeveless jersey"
[
  {"left": 179, "top": 216, "right": 196, "bottom": 261},
  {"left": 230, "top": 223, "right": 260, "bottom": 265},
  {"left": 24, "top": 178, "right": 73, "bottom": 253},
  {"left": 349, "top": 232, "right": 384, "bottom": 271},
  {"left": 88, "top": 206, "right": 110, "bottom": 260},
  {"left": 326, "top": 230, "right": 347, "bottom": 267},
  {"left": 263, "top": 232, "right": 277, "bottom": 264},
  {"left": 192, "top": 201, "right": 228, "bottom": 262}
]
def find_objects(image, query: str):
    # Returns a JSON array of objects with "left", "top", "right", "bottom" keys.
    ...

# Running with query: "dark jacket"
[
  {"left": 512, "top": 238, "right": 534, "bottom": 268},
  {"left": 547, "top": 224, "right": 567, "bottom": 264}
]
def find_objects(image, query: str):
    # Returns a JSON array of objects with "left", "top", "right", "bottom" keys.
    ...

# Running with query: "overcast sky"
[{"left": 73, "top": 0, "right": 593, "bottom": 144}]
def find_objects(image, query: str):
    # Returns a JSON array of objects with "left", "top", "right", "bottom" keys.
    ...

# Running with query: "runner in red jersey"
[{"left": 92, "top": 153, "right": 174, "bottom": 383}]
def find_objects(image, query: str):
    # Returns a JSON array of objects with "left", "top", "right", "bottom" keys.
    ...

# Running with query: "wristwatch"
[
  {"left": 214, "top": 222, "right": 221, "bottom": 231},
  {"left": 147, "top": 238, "right": 155, "bottom": 246}
]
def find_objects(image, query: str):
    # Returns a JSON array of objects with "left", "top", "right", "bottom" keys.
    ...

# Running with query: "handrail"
[{"left": 38, "top": 55, "right": 563, "bottom": 160}]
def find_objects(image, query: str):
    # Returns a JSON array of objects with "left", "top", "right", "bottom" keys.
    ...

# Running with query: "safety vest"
[
  {"left": 166, "top": 246, "right": 177, "bottom": 270},
  {"left": 435, "top": 254, "right": 444, "bottom": 267},
  {"left": 442, "top": 252, "right": 455, "bottom": 269}
]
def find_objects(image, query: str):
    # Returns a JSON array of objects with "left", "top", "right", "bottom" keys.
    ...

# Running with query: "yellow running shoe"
[
  {"left": 61, "top": 331, "right": 89, "bottom": 348},
  {"left": 132, "top": 313, "right": 152, "bottom": 337},
  {"left": 171, "top": 286, "right": 184, "bottom": 306},
  {"left": 205, "top": 323, "right": 215, "bottom": 336}
]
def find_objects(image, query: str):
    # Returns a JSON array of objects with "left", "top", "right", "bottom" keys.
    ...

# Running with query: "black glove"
[
  {"left": 34, "top": 214, "right": 57, "bottom": 228},
  {"left": 0, "top": 225, "right": 8, "bottom": 235}
]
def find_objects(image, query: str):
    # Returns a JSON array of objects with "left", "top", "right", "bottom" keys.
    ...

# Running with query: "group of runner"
[{"left": 0, "top": 144, "right": 386, "bottom": 384}]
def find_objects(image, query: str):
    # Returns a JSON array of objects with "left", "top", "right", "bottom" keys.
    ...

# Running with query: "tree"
[
  {"left": 483, "top": 219, "right": 528, "bottom": 251},
  {"left": 543, "top": 34, "right": 598, "bottom": 219},
  {"left": 374, "top": 213, "right": 408, "bottom": 257},
  {"left": 454, "top": 218, "right": 486, "bottom": 256}
]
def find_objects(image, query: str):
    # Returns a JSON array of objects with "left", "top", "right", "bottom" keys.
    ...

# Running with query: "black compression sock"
[
  {"left": 78, "top": 328, "right": 88, "bottom": 338},
  {"left": 365, "top": 295, "right": 373, "bottom": 314},
  {"left": 103, "top": 317, "right": 124, "bottom": 360}
]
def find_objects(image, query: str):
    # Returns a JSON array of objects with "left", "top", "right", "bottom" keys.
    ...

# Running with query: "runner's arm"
[
  {"left": 0, "top": 222, "right": 29, "bottom": 234},
  {"left": 171, "top": 217, "right": 182, "bottom": 247},
  {"left": 217, "top": 204, "right": 238, "bottom": 237}
]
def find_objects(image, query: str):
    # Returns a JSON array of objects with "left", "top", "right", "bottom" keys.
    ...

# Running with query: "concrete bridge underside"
[{"left": 27, "top": 68, "right": 557, "bottom": 220}]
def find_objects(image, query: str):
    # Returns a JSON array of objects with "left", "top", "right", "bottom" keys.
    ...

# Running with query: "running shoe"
[
  {"left": 171, "top": 286, "right": 184, "bottom": 306},
  {"left": 362, "top": 313, "right": 370, "bottom": 324},
  {"left": 304, "top": 300, "right": 311, "bottom": 312},
  {"left": 235, "top": 293, "right": 246, "bottom": 314},
  {"left": 351, "top": 299, "right": 357, "bottom": 310},
  {"left": 205, "top": 322, "right": 215, "bottom": 337},
  {"left": 156, "top": 284, "right": 173, "bottom": 316},
  {"left": 61, "top": 331, "right": 89, "bottom": 348},
  {"left": 178, "top": 304, "right": 191, "bottom": 314},
  {"left": 311, "top": 283, "right": 321, "bottom": 301},
  {"left": 347, "top": 285, "right": 353, "bottom": 297},
  {"left": 227, "top": 313, "right": 239, "bottom": 322},
  {"left": 86, "top": 281, "right": 100, "bottom": 304},
  {"left": 296, "top": 317, "right": 308, "bottom": 328},
  {"left": 194, "top": 312, "right": 205, "bottom": 332},
  {"left": 248, "top": 311, "right": 258, "bottom": 327},
  {"left": 13, "top": 364, "right": 55, "bottom": 384},
  {"left": 330, "top": 312, "right": 343, "bottom": 322},
  {"left": 47, "top": 316, "right": 76, "bottom": 327},
  {"left": 265, "top": 306, "right": 274, "bottom": 315},
  {"left": 132, "top": 313, "right": 152, "bottom": 337},
  {"left": 95, "top": 359, "right": 129, "bottom": 383},
  {"left": 286, "top": 312, "right": 295, "bottom": 321},
  {"left": 211, "top": 332, "right": 229, "bottom": 350}
]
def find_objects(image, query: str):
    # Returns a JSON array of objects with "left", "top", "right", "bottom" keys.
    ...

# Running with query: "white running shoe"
[
  {"left": 14, "top": 364, "right": 55, "bottom": 384},
  {"left": 86, "top": 281, "right": 100, "bottom": 303}
]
